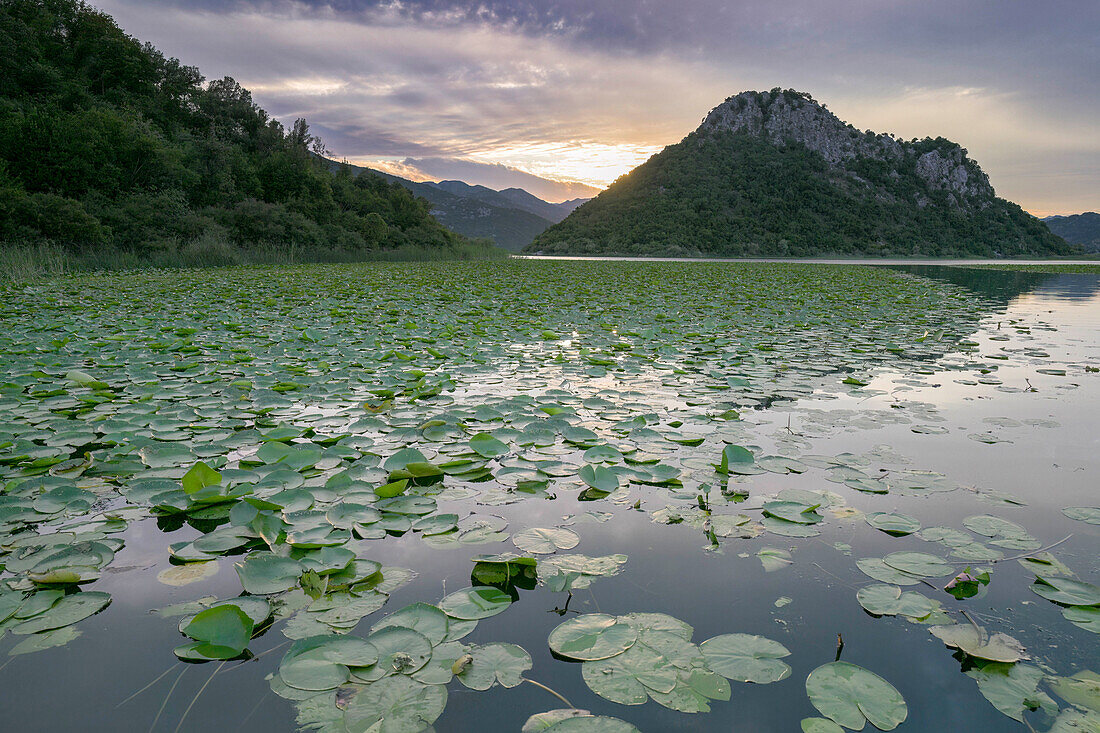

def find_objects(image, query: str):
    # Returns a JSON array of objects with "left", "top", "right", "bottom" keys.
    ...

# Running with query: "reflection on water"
[{"left": 0, "top": 262, "right": 1097, "bottom": 732}]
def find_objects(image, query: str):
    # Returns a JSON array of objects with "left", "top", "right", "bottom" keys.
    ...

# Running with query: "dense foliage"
[
  {"left": 1044, "top": 212, "right": 1100, "bottom": 252},
  {"left": 0, "top": 0, "right": 472, "bottom": 260},
  {"left": 528, "top": 130, "right": 1080, "bottom": 258}
]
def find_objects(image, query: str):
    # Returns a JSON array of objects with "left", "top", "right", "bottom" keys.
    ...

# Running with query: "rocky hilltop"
[{"left": 528, "top": 89, "right": 1078, "bottom": 257}]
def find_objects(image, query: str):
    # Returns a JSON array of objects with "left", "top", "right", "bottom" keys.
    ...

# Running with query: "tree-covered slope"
[
  {"left": 1043, "top": 213, "right": 1100, "bottom": 252},
  {"left": 0, "top": 0, "right": 473, "bottom": 259},
  {"left": 528, "top": 89, "right": 1080, "bottom": 258}
]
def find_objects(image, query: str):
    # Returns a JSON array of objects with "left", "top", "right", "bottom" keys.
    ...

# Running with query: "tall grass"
[
  {"left": 0, "top": 242, "right": 71, "bottom": 283},
  {"left": 0, "top": 237, "right": 510, "bottom": 283}
]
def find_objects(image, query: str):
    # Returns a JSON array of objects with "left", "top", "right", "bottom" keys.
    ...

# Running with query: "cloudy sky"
[{"left": 98, "top": 0, "right": 1097, "bottom": 212}]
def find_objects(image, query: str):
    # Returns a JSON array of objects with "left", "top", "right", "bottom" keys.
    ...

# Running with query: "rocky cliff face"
[{"left": 700, "top": 89, "right": 993, "bottom": 204}]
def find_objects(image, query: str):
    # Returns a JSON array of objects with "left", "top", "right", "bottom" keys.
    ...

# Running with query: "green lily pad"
[
  {"left": 699, "top": 633, "right": 792, "bottom": 683},
  {"left": 881, "top": 552, "right": 954, "bottom": 578},
  {"left": 929, "top": 623, "right": 1028, "bottom": 662},
  {"left": 513, "top": 527, "right": 581, "bottom": 554},
  {"left": 864, "top": 513, "right": 921, "bottom": 536},
  {"left": 549, "top": 614, "right": 638, "bottom": 661},
  {"left": 456, "top": 642, "right": 532, "bottom": 690},
  {"left": 342, "top": 674, "right": 447, "bottom": 733},
  {"left": 578, "top": 464, "right": 619, "bottom": 492},
  {"left": 439, "top": 586, "right": 512, "bottom": 620},
  {"left": 805, "top": 661, "right": 907, "bottom": 731},
  {"left": 1032, "top": 575, "right": 1100, "bottom": 606}
]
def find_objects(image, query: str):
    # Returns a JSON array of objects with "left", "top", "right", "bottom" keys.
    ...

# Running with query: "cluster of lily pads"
[{"left": 0, "top": 262, "right": 1096, "bottom": 731}]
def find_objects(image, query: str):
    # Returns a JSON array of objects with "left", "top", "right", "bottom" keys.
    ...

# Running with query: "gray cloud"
[
  {"left": 401, "top": 158, "right": 600, "bottom": 200},
  {"left": 99, "top": 0, "right": 1099, "bottom": 213}
]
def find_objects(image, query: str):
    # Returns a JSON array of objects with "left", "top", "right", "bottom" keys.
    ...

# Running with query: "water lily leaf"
[
  {"left": 1063, "top": 507, "right": 1100, "bottom": 525},
  {"left": 279, "top": 637, "right": 355, "bottom": 691},
  {"left": 929, "top": 623, "right": 1028, "bottom": 662},
  {"left": 717, "top": 445, "right": 754, "bottom": 474},
  {"left": 439, "top": 586, "right": 512, "bottom": 619},
  {"left": 524, "top": 712, "right": 639, "bottom": 732},
  {"left": 856, "top": 584, "right": 936, "bottom": 619},
  {"left": 582, "top": 644, "right": 671, "bottom": 704},
  {"left": 856, "top": 558, "right": 924, "bottom": 586},
  {"left": 1064, "top": 605, "right": 1100, "bottom": 633},
  {"left": 360, "top": 626, "right": 432, "bottom": 678},
  {"left": 371, "top": 602, "right": 450, "bottom": 645},
  {"left": 522, "top": 709, "right": 592, "bottom": 732},
  {"left": 763, "top": 500, "right": 823, "bottom": 525},
  {"left": 182, "top": 461, "right": 222, "bottom": 495},
  {"left": 235, "top": 554, "right": 302, "bottom": 595},
  {"left": 801, "top": 719, "right": 845, "bottom": 733},
  {"left": 469, "top": 432, "right": 509, "bottom": 458},
  {"left": 11, "top": 591, "right": 111, "bottom": 634},
  {"left": 549, "top": 614, "right": 638, "bottom": 661},
  {"left": 513, "top": 527, "right": 581, "bottom": 554},
  {"left": 179, "top": 604, "right": 253, "bottom": 659},
  {"left": 700, "top": 633, "right": 791, "bottom": 683},
  {"left": 578, "top": 464, "right": 619, "bottom": 492},
  {"left": 1032, "top": 576, "right": 1100, "bottom": 606},
  {"left": 881, "top": 552, "right": 954, "bottom": 578},
  {"left": 456, "top": 642, "right": 532, "bottom": 690},
  {"left": 805, "top": 661, "right": 907, "bottom": 730},
  {"left": 1048, "top": 670, "right": 1100, "bottom": 713},
  {"left": 411, "top": 513, "right": 458, "bottom": 535},
  {"left": 967, "top": 662, "right": 1056, "bottom": 722},
  {"left": 342, "top": 674, "right": 447, "bottom": 733},
  {"left": 8, "top": 626, "right": 81, "bottom": 655},
  {"left": 864, "top": 513, "right": 921, "bottom": 536},
  {"left": 757, "top": 547, "right": 792, "bottom": 572}
]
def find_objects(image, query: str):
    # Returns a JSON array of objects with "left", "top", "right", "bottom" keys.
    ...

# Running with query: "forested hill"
[
  {"left": 0, "top": 0, "right": 474, "bottom": 260},
  {"left": 1043, "top": 213, "right": 1100, "bottom": 252},
  {"left": 528, "top": 89, "right": 1081, "bottom": 258}
]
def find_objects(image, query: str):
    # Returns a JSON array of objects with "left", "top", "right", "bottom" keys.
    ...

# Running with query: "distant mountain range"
[
  {"left": 529, "top": 89, "right": 1080, "bottom": 258},
  {"left": 331, "top": 160, "right": 589, "bottom": 251},
  {"left": 1043, "top": 213, "right": 1100, "bottom": 252}
]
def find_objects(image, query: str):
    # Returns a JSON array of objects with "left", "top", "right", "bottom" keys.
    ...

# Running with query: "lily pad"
[
  {"left": 549, "top": 614, "right": 638, "bottom": 661},
  {"left": 929, "top": 624, "right": 1028, "bottom": 662},
  {"left": 439, "top": 586, "right": 512, "bottom": 620},
  {"left": 805, "top": 661, "right": 908, "bottom": 731},
  {"left": 699, "top": 633, "right": 792, "bottom": 683}
]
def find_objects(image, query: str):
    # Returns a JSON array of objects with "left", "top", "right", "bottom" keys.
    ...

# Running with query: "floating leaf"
[
  {"left": 578, "top": 464, "right": 619, "bottom": 492},
  {"left": 513, "top": 527, "right": 581, "bottom": 554},
  {"left": 439, "top": 586, "right": 512, "bottom": 620},
  {"left": 1063, "top": 507, "right": 1100, "bottom": 525},
  {"left": 856, "top": 584, "right": 936, "bottom": 619},
  {"left": 757, "top": 547, "right": 792, "bottom": 572},
  {"left": 967, "top": 663, "right": 1056, "bottom": 722},
  {"left": 699, "top": 633, "right": 791, "bottom": 683},
  {"left": 881, "top": 552, "right": 954, "bottom": 578},
  {"left": 805, "top": 661, "right": 907, "bottom": 731},
  {"left": 177, "top": 604, "right": 253, "bottom": 660},
  {"left": 929, "top": 624, "right": 1028, "bottom": 662},
  {"left": 1031, "top": 575, "right": 1100, "bottom": 606},
  {"left": 864, "top": 513, "right": 921, "bottom": 536},
  {"left": 470, "top": 432, "right": 509, "bottom": 458},
  {"left": 548, "top": 614, "right": 637, "bottom": 661},
  {"left": 456, "top": 642, "right": 532, "bottom": 690},
  {"left": 342, "top": 675, "right": 447, "bottom": 732}
]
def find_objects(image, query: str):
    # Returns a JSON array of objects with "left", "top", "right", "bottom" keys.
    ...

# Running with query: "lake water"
[{"left": 0, "top": 262, "right": 1096, "bottom": 732}]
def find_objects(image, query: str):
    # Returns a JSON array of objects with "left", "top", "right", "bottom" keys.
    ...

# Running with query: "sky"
[{"left": 97, "top": 0, "right": 1098, "bottom": 213}]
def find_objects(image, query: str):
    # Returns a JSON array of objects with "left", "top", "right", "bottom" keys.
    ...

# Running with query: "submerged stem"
[
  {"left": 149, "top": 667, "right": 187, "bottom": 733},
  {"left": 118, "top": 663, "right": 181, "bottom": 707},
  {"left": 995, "top": 535, "right": 1073, "bottom": 563},
  {"left": 524, "top": 678, "right": 573, "bottom": 708},
  {"left": 173, "top": 661, "right": 226, "bottom": 733}
]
